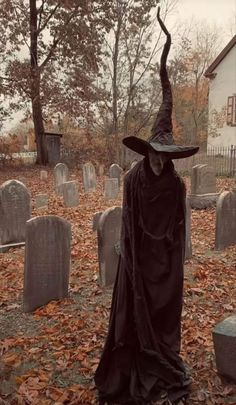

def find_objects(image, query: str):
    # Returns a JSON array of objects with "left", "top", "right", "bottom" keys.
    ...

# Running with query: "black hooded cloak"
[{"left": 95, "top": 158, "right": 190, "bottom": 404}]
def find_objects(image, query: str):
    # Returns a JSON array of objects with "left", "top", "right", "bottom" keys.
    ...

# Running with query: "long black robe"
[{"left": 95, "top": 158, "right": 190, "bottom": 404}]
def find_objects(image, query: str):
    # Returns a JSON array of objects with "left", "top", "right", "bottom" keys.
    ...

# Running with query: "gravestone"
[
  {"left": 213, "top": 315, "right": 236, "bottom": 383},
  {"left": 185, "top": 196, "right": 192, "bottom": 259},
  {"left": 40, "top": 170, "right": 48, "bottom": 181},
  {"left": 109, "top": 164, "right": 123, "bottom": 187},
  {"left": 92, "top": 211, "right": 103, "bottom": 232},
  {"left": 97, "top": 206, "right": 122, "bottom": 286},
  {"left": 53, "top": 163, "right": 69, "bottom": 195},
  {"left": 215, "top": 190, "right": 236, "bottom": 250},
  {"left": 23, "top": 215, "right": 71, "bottom": 312},
  {"left": 189, "top": 164, "right": 219, "bottom": 209},
  {"left": 99, "top": 165, "right": 104, "bottom": 177},
  {"left": 61, "top": 181, "right": 79, "bottom": 207},
  {"left": 82, "top": 162, "right": 96, "bottom": 192},
  {"left": 0, "top": 180, "right": 31, "bottom": 245},
  {"left": 35, "top": 194, "right": 48, "bottom": 209},
  {"left": 104, "top": 178, "right": 119, "bottom": 200}
]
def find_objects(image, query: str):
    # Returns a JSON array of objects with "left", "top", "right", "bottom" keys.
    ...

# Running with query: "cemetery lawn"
[{"left": 0, "top": 166, "right": 235, "bottom": 405}]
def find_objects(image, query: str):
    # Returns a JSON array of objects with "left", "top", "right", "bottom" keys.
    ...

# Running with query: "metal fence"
[
  {"left": 174, "top": 145, "right": 236, "bottom": 176},
  {"left": 2, "top": 145, "right": 236, "bottom": 176}
]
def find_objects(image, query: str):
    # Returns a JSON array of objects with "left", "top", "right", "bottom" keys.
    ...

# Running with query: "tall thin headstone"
[
  {"left": 82, "top": 162, "right": 96, "bottom": 192},
  {"left": 23, "top": 215, "right": 71, "bottom": 312},
  {"left": 215, "top": 189, "right": 236, "bottom": 250},
  {"left": 104, "top": 178, "right": 119, "bottom": 200},
  {"left": 53, "top": 163, "right": 69, "bottom": 195},
  {"left": 61, "top": 181, "right": 79, "bottom": 207},
  {"left": 109, "top": 164, "right": 123, "bottom": 187},
  {"left": 0, "top": 180, "right": 31, "bottom": 245},
  {"left": 97, "top": 206, "right": 122, "bottom": 286}
]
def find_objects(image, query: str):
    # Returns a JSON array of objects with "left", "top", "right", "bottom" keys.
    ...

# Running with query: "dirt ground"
[{"left": 0, "top": 165, "right": 235, "bottom": 405}]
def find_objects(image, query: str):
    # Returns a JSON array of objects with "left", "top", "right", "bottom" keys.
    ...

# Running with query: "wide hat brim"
[{"left": 123, "top": 136, "right": 199, "bottom": 159}]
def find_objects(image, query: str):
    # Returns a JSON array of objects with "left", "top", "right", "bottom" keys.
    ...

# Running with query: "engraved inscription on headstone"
[
  {"left": 0, "top": 180, "right": 31, "bottom": 245},
  {"left": 109, "top": 164, "right": 123, "bottom": 187},
  {"left": 215, "top": 190, "right": 236, "bottom": 250},
  {"left": 23, "top": 215, "right": 71, "bottom": 312},
  {"left": 104, "top": 178, "right": 119, "bottom": 200},
  {"left": 61, "top": 181, "right": 79, "bottom": 207},
  {"left": 97, "top": 206, "right": 122, "bottom": 286},
  {"left": 53, "top": 163, "right": 69, "bottom": 195},
  {"left": 82, "top": 162, "right": 96, "bottom": 192}
]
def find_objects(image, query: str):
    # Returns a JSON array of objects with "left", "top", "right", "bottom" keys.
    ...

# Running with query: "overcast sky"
[
  {"left": 174, "top": 0, "right": 236, "bottom": 44},
  {"left": 1, "top": 0, "right": 236, "bottom": 133}
]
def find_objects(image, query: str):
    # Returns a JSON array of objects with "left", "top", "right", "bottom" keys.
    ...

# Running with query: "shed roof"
[{"left": 204, "top": 35, "right": 236, "bottom": 78}]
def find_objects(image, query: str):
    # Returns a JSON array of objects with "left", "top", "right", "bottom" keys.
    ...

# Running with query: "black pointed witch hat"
[{"left": 122, "top": 7, "right": 199, "bottom": 159}]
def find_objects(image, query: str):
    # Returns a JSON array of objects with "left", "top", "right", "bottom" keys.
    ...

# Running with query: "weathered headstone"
[
  {"left": 92, "top": 211, "right": 103, "bottom": 232},
  {"left": 23, "top": 215, "right": 71, "bottom": 312},
  {"left": 53, "top": 163, "right": 69, "bottom": 195},
  {"left": 0, "top": 180, "right": 31, "bottom": 245},
  {"left": 97, "top": 206, "right": 122, "bottom": 286},
  {"left": 61, "top": 181, "right": 79, "bottom": 207},
  {"left": 99, "top": 165, "right": 104, "bottom": 177},
  {"left": 35, "top": 194, "right": 48, "bottom": 209},
  {"left": 213, "top": 315, "right": 236, "bottom": 383},
  {"left": 104, "top": 178, "right": 119, "bottom": 200},
  {"left": 82, "top": 162, "right": 96, "bottom": 192},
  {"left": 40, "top": 170, "right": 48, "bottom": 181},
  {"left": 215, "top": 190, "right": 236, "bottom": 250},
  {"left": 185, "top": 196, "right": 192, "bottom": 259},
  {"left": 109, "top": 164, "right": 123, "bottom": 187},
  {"left": 189, "top": 164, "right": 219, "bottom": 209}
]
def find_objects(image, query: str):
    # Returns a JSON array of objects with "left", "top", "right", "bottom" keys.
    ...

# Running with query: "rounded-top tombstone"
[
  {"left": 97, "top": 206, "right": 122, "bottom": 286},
  {"left": 82, "top": 162, "right": 96, "bottom": 192},
  {"left": 23, "top": 215, "right": 71, "bottom": 312},
  {"left": 0, "top": 179, "right": 31, "bottom": 245},
  {"left": 215, "top": 189, "right": 236, "bottom": 250},
  {"left": 53, "top": 163, "right": 69, "bottom": 195},
  {"left": 109, "top": 164, "right": 123, "bottom": 187}
]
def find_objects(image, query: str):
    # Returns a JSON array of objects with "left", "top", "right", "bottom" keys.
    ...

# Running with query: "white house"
[{"left": 205, "top": 35, "right": 236, "bottom": 150}]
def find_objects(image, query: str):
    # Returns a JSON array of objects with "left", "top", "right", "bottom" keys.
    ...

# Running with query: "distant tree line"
[{"left": 0, "top": 0, "right": 221, "bottom": 165}]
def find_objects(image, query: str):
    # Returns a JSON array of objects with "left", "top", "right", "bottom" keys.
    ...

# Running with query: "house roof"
[{"left": 204, "top": 35, "right": 236, "bottom": 78}]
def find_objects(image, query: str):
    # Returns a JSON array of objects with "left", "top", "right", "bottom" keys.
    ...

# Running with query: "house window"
[{"left": 226, "top": 95, "right": 236, "bottom": 126}]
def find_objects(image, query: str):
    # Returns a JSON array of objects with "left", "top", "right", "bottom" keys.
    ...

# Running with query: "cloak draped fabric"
[{"left": 94, "top": 158, "right": 191, "bottom": 404}]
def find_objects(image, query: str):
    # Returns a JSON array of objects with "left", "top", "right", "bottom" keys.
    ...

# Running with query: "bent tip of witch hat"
[
  {"left": 122, "top": 136, "right": 199, "bottom": 159},
  {"left": 122, "top": 7, "right": 199, "bottom": 160}
]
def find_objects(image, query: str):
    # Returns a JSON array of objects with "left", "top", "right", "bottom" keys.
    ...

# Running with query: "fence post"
[{"left": 229, "top": 145, "right": 235, "bottom": 176}]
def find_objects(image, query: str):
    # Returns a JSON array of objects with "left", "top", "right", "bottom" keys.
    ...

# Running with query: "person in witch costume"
[{"left": 94, "top": 7, "right": 199, "bottom": 405}]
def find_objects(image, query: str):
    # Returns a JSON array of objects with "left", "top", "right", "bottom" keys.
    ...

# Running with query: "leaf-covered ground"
[{"left": 0, "top": 166, "right": 235, "bottom": 405}]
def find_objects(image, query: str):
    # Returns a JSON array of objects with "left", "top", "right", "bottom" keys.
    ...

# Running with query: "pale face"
[{"left": 148, "top": 149, "right": 169, "bottom": 176}]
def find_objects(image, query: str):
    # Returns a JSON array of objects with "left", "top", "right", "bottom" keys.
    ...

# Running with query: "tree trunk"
[
  {"left": 31, "top": 73, "right": 48, "bottom": 165},
  {"left": 30, "top": 0, "right": 48, "bottom": 165}
]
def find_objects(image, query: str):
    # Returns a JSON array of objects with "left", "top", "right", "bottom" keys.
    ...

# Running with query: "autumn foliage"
[{"left": 0, "top": 167, "right": 235, "bottom": 405}]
